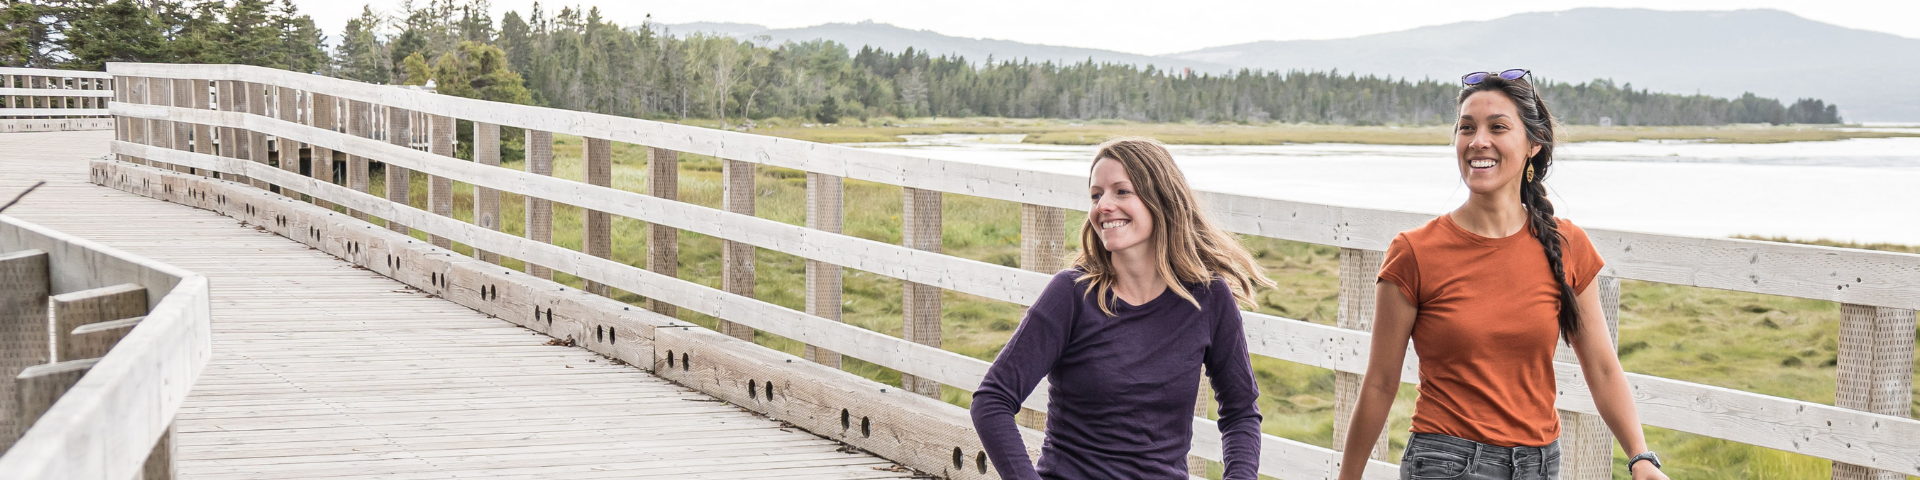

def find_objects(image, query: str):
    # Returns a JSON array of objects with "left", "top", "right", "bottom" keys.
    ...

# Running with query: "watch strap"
[{"left": 1628, "top": 451, "right": 1662, "bottom": 472}]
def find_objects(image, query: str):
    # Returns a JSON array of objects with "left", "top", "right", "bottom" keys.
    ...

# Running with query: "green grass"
[{"left": 352, "top": 134, "right": 1917, "bottom": 479}]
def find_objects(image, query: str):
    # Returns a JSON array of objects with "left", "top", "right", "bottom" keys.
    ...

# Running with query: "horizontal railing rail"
[
  {"left": 104, "top": 62, "right": 1918, "bottom": 479},
  {"left": 0, "top": 67, "right": 114, "bottom": 132},
  {"left": 0, "top": 215, "right": 212, "bottom": 480}
]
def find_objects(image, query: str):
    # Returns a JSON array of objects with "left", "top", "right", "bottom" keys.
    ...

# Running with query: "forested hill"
[{"left": 0, "top": 0, "right": 1842, "bottom": 126}]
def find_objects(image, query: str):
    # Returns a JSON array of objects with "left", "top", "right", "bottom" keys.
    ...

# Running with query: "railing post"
[
  {"left": 112, "top": 75, "right": 127, "bottom": 162},
  {"left": 1557, "top": 275, "right": 1621, "bottom": 480},
  {"left": 0, "top": 250, "right": 50, "bottom": 452},
  {"left": 1017, "top": 204, "right": 1064, "bottom": 430},
  {"left": 244, "top": 82, "right": 270, "bottom": 190},
  {"left": 428, "top": 114, "right": 456, "bottom": 249},
  {"left": 900, "top": 187, "right": 942, "bottom": 397},
  {"left": 216, "top": 80, "right": 249, "bottom": 186},
  {"left": 190, "top": 80, "right": 212, "bottom": 177},
  {"left": 719, "top": 159, "right": 756, "bottom": 341},
  {"left": 523, "top": 129, "right": 554, "bottom": 279},
  {"left": 307, "top": 93, "right": 338, "bottom": 210},
  {"left": 1833, "top": 303, "right": 1917, "bottom": 480},
  {"left": 346, "top": 100, "right": 373, "bottom": 220},
  {"left": 275, "top": 86, "right": 302, "bottom": 199},
  {"left": 384, "top": 106, "right": 412, "bottom": 235},
  {"left": 1333, "top": 247, "right": 1391, "bottom": 462},
  {"left": 169, "top": 79, "right": 191, "bottom": 174},
  {"left": 129, "top": 77, "right": 149, "bottom": 166},
  {"left": 50, "top": 283, "right": 147, "bottom": 362},
  {"left": 804, "top": 173, "right": 844, "bottom": 368},
  {"left": 472, "top": 122, "right": 502, "bottom": 264},
  {"left": 646, "top": 148, "right": 678, "bottom": 317},
  {"left": 583, "top": 137, "right": 613, "bottom": 296}
]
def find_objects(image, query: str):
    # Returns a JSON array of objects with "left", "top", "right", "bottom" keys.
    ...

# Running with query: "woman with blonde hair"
[{"left": 971, "top": 138, "right": 1271, "bottom": 479}]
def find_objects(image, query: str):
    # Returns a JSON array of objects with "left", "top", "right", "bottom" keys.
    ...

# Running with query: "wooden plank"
[
  {"left": 647, "top": 147, "right": 679, "bottom": 317},
  {"left": 49, "top": 283, "right": 147, "bottom": 361},
  {"left": 1833, "top": 304, "right": 1918, "bottom": 480},
  {"left": 1556, "top": 275, "right": 1621, "bottom": 480},
  {"left": 524, "top": 129, "right": 553, "bottom": 279},
  {"left": 900, "top": 187, "right": 941, "bottom": 397},
  {"left": 0, "top": 249, "right": 50, "bottom": 452},
  {"left": 426, "top": 114, "right": 453, "bottom": 249},
  {"left": 11, "top": 358, "right": 99, "bottom": 441},
  {"left": 1331, "top": 248, "right": 1388, "bottom": 462},
  {"left": 344, "top": 100, "right": 371, "bottom": 221},
  {"left": 0, "top": 67, "right": 114, "bottom": 79},
  {"left": 654, "top": 325, "right": 1042, "bottom": 480},
  {"left": 719, "top": 159, "right": 755, "bottom": 341},
  {"left": 306, "top": 93, "right": 337, "bottom": 210},
  {"left": 1015, "top": 203, "right": 1063, "bottom": 431},
  {"left": 66, "top": 316, "right": 143, "bottom": 362},
  {"left": 242, "top": 82, "right": 270, "bottom": 190},
  {"left": 583, "top": 137, "right": 612, "bottom": 296},
  {"left": 382, "top": 105, "right": 410, "bottom": 235},
  {"left": 471, "top": 121, "right": 501, "bottom": 264},
  {"left": 274, "top": 86, "right": 300, "bottom": 199},
  {"left": 804, "top": 173, "right": 843, "bottom": 368}
]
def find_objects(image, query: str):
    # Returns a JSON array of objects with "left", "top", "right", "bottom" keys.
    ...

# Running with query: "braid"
[{"left": 1462, "top": 74, "right": 1581, "bottom": 342}]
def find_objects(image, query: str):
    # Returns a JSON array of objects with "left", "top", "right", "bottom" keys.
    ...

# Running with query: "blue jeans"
[{"left": 1400, "top": 433, "right": 1560, "bottom": 480}]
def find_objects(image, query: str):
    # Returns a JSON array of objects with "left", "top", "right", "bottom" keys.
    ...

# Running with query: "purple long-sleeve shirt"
[{"left": 971, "top": 269, "right": 1263, "bottom": 479}]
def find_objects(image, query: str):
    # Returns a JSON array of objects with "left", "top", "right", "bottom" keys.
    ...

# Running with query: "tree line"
[{"left": 1, "top": 0, "right": 1845, "bottom": 126}]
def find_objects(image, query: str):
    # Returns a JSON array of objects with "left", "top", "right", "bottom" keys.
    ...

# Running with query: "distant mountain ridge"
[
  {"left": 655, "top": 20, "right": 1237, "bottom": 73},
  {"left": 665, "top": 9, "right": 1920, "bottom": 121}
]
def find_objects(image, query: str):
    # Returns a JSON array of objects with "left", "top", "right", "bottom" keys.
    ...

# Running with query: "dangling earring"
[{"left": 1525, "top": 163, "right": 1536, "bottom": 183}]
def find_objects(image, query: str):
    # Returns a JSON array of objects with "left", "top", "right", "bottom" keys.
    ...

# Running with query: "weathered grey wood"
[
  {"left": 1332, "top": 248, "right": 1390, "bottom": 463},
  {"left": 655, "top": 325, "right": 1042, "bottom": 480},
  {"left": 523, "top": 129, "right": 553, "bottom": 280},
  {"left": 471, "top": 122, "right": 501, "bottom": 264},
  {"left": 169, "top": 79, "right": 192, "bottom": 174},
  {"left": 50, "top": 283, "right": 148, "bottom": 362},
  {"left": 427, "top": 114, "right": 454, "bottom": 249},
  {"left": 383, "top": 106, "right": 411, "bottom": 235},
  {"left": 345, "top": 99, "right": 372, "bottom": 220},
  {"left": 66, "top": 317, "right": 143, "bottom": 362},
  {"left": 242, "top": 82, "right": 269, "bottom": 190},
  {"left": 1555, "top": 276, "right": 1620, "bottom": 480},
  {"left": 190, "top": 80, "right": 212, "bottom": 171},
  {"left": 45, "top": 154, "right": 907, "bottom": 480},
  {"left": 719, "top": 159, "right": 755, "bottom": 341},
  {"left": 0, "top": 249, "right": 50, "bottom": 452},
  {"left": 647, "top": 147, "right": 679, "bottom": 318},
  {"left": 1016, "top": 204, "right": 1063, "bottom": 431},
  {"left": 306, "top": 93, "right": 337, "bottom": 210},
  {"left": 214, "top": 81, "right": 246, "bottom": 184},
  {"left": 583, "top": 137, "right": 612, "bottom": 296},
  {"left": 12, "top": 359, "right": 99, "bottom": 442},
  {"left": 900, "top": 187, "right": 942, "bottom": 397},
  {"left": 110, "top": 64, "right": 1920, "bottom": 311},
  {"left": 274, "top": 86, "right": 301, "bottom": 199},
  {"left": 804, "top": 173, "right": 843, "bottom": 368},
  {"left": 1833, "top": 303, "right": 1917, "bottom": 480},
  {"left": 143, "top": 423, "right": 175, "bottom": 480}
]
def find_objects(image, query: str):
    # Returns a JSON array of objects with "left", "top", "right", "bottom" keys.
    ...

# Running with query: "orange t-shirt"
[{"left": 1377, "top": 214, "right": 1603, "bottom": 447}]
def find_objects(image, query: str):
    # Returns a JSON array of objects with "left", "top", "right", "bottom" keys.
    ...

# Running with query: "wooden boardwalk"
[{"left": 2, "top": 131, "right": 915, "bottom": 479}]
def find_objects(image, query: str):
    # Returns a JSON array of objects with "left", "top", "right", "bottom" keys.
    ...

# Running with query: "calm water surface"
[{"left": 850, "top": 132, "right": 1920, "bottom": 245}]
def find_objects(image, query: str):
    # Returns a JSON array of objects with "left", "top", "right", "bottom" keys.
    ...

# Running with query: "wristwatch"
[{"left": 1628, "top": 451, "right": 1662, "bottom": 473}]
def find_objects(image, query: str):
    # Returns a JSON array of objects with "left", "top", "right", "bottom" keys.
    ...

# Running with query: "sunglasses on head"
[{"left": 1462, "top": 69, "right": 1530, "bottom": 85}]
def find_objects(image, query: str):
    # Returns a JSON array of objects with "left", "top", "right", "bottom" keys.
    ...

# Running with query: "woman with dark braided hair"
[{"left": 1336, "top": 70, "right": 1669, "bottom": 480}]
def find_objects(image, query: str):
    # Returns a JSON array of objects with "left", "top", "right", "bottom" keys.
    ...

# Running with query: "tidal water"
[{"left": 850, "top": 131, "right": 1920, "bottom": 245}]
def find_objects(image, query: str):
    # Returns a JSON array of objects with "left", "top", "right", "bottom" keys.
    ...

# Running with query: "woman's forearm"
[
  {"left": 1336, "top": 377, "right": 1397, "bottom": 479},
  {"left": 1582, "top": 357, "right": 1649, "bottom": 455}
]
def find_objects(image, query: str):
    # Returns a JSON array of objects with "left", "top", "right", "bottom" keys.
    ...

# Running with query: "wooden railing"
[
  {"left": 0, "top": 67, "right": 113, "bottom": 132},
  {"left": 0, "top": 215, "right": 212, "bottom": 479},
  {"left": 100, "top": 62, "right": 1919, "bottom": 480}
]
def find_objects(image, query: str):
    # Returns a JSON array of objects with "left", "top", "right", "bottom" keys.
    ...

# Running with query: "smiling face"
[
  {"left": 1089, "top": 156, "right": 1155, "bottom": 255},
  {"left": 1455, "top": 90, "right": 1542, "bottom": 195}
]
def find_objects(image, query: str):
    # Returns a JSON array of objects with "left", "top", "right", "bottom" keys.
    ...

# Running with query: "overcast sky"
[{"left": 300, "top": 1, "right": 1919, "bottom": 55}]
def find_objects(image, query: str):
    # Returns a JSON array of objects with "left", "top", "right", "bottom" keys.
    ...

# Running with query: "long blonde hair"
[{"left": 1073, "top": 138, "right": 1274, "bottom": 316}]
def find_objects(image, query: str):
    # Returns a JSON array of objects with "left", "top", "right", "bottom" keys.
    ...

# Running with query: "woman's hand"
[{"left": 1630, "top": 461, "right": 1670, "bottom": 480}]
